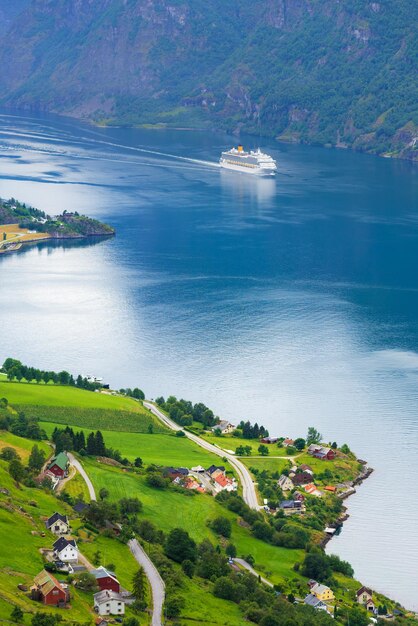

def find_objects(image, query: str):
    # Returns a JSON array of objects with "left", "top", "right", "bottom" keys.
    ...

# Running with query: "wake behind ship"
[{"left": 220, "top": 145, "right": 277, "bottom": 176}]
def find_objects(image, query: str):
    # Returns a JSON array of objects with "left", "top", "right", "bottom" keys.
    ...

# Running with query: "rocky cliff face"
[{"left": 0, "top": 0, "right": 416, "bottom": 159}]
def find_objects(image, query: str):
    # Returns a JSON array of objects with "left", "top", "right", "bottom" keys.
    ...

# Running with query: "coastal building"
[
  {"left": 304, "top": 594, "right": 327, "bottom": 611},
  {"left": 46, "top": 452, "right": 69, "bottom": 478},
  {"left": 277, "top": 474, "right": 294, "bottom": 491},
  {"left": 91, "top": 566, "right": 120, "bottom": 593},
  {"left": 303, "top": 483, "right": 322, "bottom": 497},
  {"left": 45, "top": 512, "right": 69, "bottom": 535},
  {"left": 279, "top": 500, "right": 304, "bottom": 515},
  {"left": 307, "top": 445, "right": 336, "bottom": 461},
  {"left": 260, "top": 436, "right": 278, "bottom": 444},
  {"left": 292, "top": 471, "right": 314, "bottom": 486},
  {"left": 53, "top": 537, "right": 78, "bottom": 563},
  {"left": 282, "top": 438, "right": 295, "bottom": 447},
  {"left": 212, "top": 420, "right": 236, "bottom": 434},
  {"left": 94, "top": 589, "right": 126, "bottom": 616},
  {"left": 310, "top": 582, "right": 335, "bottom": 602},
  {"left": 31, "top": 570, "right": 69, "bottom": 606},
  {"left": 356, "top": 587, "right": 375, "bottom": 610}
]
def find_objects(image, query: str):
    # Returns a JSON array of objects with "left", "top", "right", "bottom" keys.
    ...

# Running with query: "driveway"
[
  {"left": 68, "top": 453, "right": 97, "bottom": 501},
  {"left": 128, "top": 538, "right": 165, "bottom": 626}
]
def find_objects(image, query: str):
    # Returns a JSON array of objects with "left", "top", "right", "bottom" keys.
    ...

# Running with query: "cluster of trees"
[
  {"left": 299, "top": 546, "right": 354, "bottom": 585},
  {"left": 81, "top": 496, "right": 142, "bottom": 537},
  {"left": 237, "top": 420, "right": 269, "bottom": 440},
  {"left": 119, "top": 387, "right": 145, "bottom": 400},
  {"left": 0, "top": 407, "right": 46, "bottom": 441},
  {"left": 155, "top": 395, "right": 217, "bottom": 428},
  {"left": 235, "top": 445, "right": 252, "bottom": 456},
  {"left": 51, "top": 427, "right": 131, "bottom": 465},
  {"left": 1, "top": 443, "right": 47, "bottom": 485},
  {"left": 2, "top": 358, "right": 102, "bottom": 392}
]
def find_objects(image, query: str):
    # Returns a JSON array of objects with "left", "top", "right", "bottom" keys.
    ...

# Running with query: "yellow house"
[{"left": 311, "top": 582, "right": 335, "bottom": 602}]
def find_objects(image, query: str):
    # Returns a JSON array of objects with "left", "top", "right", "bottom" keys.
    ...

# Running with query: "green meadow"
[
  {"left": 82, "top": 458, "right": 302, "bottom": 584},
  {"left": 0, "top": 381, "right": 166, "bottom": 433},
  {"left": 0, "top": 431, "right": 51, "bottom": 462},
  {"left": 42, "top": 421, "right": 223, "bottom": 468}
]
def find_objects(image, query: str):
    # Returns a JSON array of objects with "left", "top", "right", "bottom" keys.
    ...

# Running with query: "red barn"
[
  {"left": 46, "top": 452, "right": 69, "bottom": 478},
  {"left": 31, "top": 570, "right": 68, "bottom": 606},
  {"left": 91, "top": 566, "right": 120, "bottom": 592}
]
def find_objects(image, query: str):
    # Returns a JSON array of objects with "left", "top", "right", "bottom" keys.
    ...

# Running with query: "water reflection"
[{"left": 220, "top": 169, "right": 276, "bottom": 205}]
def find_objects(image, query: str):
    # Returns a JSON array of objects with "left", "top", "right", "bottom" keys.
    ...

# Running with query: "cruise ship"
[{"left": 220, "top": 145, "right": 277, "bottom": 176}]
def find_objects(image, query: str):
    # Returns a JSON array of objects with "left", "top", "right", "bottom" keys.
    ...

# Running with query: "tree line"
[
  {"left": 51, "top": 426, "right": 132, "bottom": 466},
  {"left": 3, "top": 358, "right": 101, "bottom": 391}
]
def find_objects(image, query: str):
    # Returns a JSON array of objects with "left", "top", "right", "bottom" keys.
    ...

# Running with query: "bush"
[
  {"left": 211, "top": 516, "right": 232, "bottom": 538},
  {"left": 165, "top": 528, "right": 197, "bottom": 563},
  {"left": 165, "top": 595, "right": 184, "bottom": 618},
  {"left": 146, "top": 472, "right": 168, "bottom": 489}
]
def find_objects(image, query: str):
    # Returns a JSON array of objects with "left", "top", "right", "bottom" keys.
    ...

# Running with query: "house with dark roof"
[
  {"left": 260, "top": 437, "right": 278, "bottom": 444},
  {"left": 356, "top": 586, "right": 374, "bottom": 609},
  {"left": 163, "top": 467, "right": 189, "bottom": 480},
  {"left": 293, "top": 471, "right": 314, "bottom": 486},
  {"left": 279, "top": 500, "right": 304, "bottom": 515},
  {"left": 53, "top": 537, "right": 78, "bottom": 563},
  {"left": 47, "top": 452, "right": 69, "bottom": 478},
  {"left": 91, "top": 566, "right": 120, "bottom": 593},
  {"left": 207, "top": 465, "right": 225, "bottom": 476},
  {"left": 31, "top": 569, "right": 69, "bottom": 606},
  {"left": 299, "top": 464, "right": 313, "bottom": 474},
  {"left": 45, "top": 512, "right": 69, "bottom": 535},
  {"left": 304, "top": 594, "right": 327, "bottom": 611},
  {"left": 73, "top": 501, "right": 89, "bottom": 514}
]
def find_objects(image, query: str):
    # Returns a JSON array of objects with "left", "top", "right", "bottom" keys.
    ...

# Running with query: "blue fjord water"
[{"left": 0, "top": 111, "right": 417, "bottom": 608}]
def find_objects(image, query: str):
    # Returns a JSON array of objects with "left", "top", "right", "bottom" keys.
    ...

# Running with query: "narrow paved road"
[
  {"left": 233, "top": 558, "right": 273, "bottom": 588},
  {"left": 68, "top": 453, "right": 97, "bottom": 501},
  {"left": 144, "top": 402, "right": 260, "bottom": 510},
  {"left": 129, "top": 539, "right": 165, "bottom": 626}
]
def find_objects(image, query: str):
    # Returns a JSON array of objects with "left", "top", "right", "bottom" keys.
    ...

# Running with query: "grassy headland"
[{"left": 0, "top": 198, "right": 114, "bottom": 255}]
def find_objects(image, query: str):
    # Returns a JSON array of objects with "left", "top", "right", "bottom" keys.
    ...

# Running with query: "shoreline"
[
  {"left": 321, "top": 464, "right": 374, "bottom": 549},
  {"left": 0, "top": 232, "right": 114, "bottom": 255}
]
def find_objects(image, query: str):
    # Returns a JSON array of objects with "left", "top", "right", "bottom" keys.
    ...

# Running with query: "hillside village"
[{"left": 0, "top": 360, "right": 415, "bottom": 626}]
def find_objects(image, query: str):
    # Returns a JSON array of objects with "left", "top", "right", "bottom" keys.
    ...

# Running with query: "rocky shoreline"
[{"left": 320, "top": 464, "right": 374, "bottom": 549}]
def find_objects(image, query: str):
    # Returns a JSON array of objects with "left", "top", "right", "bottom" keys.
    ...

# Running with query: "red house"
[
  {"left": 31, "top": 570, "right": 68, "bottom": 606},
  {"left": 91, "top": 566, "right": 120, "bottom": 592},
  {"left": 47, "top": 452, "right": 69, "bottom": 478}
]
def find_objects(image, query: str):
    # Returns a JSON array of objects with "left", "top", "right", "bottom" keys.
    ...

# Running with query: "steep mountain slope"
[{"left": 0, "top": 0, "right": 416, "bottom": 159}]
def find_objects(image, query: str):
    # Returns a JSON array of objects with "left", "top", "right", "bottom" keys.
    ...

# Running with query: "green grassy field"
[
  {"left": 0, "top": 431, "right": 51, "bottom": 462},
  {"left": 82, "top": 458, "right": 302, "bottom": 583},
  {"left": 62, "top": 469, "right": 90, "bottom": 502},
  {"left": 0, "top": 381, "right": 166, "bottom": 433},
  {"left": 201, "top": 433, "right": 291, "bottom": 458},
  {"left": 242, "top": 456, "right": 291, "bottom": 475},
  {"left": 42, "top": 421, "right": 223, "bottom": 468},
  {"left": 0, "top": 462, "right": 93, "bottom": 624}
]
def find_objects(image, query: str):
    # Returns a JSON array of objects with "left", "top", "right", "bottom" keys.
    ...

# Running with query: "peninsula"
[{"left": 0, "top": 197, "right": 115, "bottom": 254}]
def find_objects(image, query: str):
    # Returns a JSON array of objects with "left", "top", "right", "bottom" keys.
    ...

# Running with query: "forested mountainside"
[{"left": 0, "top": 0, "right": 416, "bottom": 159}]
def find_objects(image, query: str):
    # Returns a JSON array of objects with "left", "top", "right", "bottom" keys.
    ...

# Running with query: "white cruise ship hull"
[{"left": 220, "top": 160, "right": 276, "bottom": 176}]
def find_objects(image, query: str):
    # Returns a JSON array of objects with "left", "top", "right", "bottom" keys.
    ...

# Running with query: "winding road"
[
  {"left": 144, "top": 401, "right": 260, "bottom": 510},
  {"left": 129, "top": 539, "right": 165, "bottom": 626},
  {"left": 233, "top": 558, "right": 273, "bottom": 588},
  {"left": 67, "top": 453, "right": 97, "bottom": 501}
]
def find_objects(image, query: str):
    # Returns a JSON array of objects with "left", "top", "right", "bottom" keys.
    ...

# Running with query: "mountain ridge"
[{"left": 0, "top": 0, "right": 416, "bottom": 160}]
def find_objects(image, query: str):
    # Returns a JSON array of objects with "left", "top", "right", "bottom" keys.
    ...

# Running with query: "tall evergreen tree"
[
  {"left": 86, "top": 432, "right": 96, "bottom": 455},
  {"left": 94, "top": 431, "right": 106, "bottom": 456}
]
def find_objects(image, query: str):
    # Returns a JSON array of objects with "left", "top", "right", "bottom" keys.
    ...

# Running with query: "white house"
[
  {"left": 277, "top": 475, "right": 294, "bottom": 491},
  {"left": 45, "top": 513, "right": 69, "bottom": 535},
  {"left": 53, "top": 537, "right": 78, "bottom": 563},
  {"left": 94, "top": 589, "right": 126, "bottom": 616},
  {"left": 212, "top": 420, "right": 236, "bottom": 434}
]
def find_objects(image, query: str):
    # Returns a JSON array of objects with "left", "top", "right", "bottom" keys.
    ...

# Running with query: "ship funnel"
[{"left": 238, "top": 144, "right": 243, "bottom": 152}]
